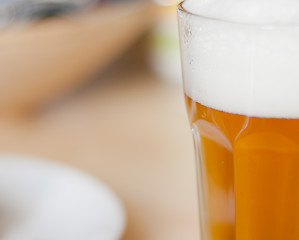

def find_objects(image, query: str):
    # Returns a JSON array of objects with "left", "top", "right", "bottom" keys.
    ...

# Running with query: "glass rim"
[{"left": 177, "top": 1, "right": 299, "bottom": 28}]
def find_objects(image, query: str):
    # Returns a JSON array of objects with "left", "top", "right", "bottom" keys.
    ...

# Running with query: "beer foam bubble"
[{"left": 179, "top": 0, "right": 299, "bottom": 118}]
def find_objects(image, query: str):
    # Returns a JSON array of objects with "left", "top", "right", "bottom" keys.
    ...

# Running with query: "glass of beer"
[{"left": 178, "top": 1, "right": 299, "bottom": 240}]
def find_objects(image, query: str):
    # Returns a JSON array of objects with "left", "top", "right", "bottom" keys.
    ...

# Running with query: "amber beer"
[
  {"left": 178, "top": 0, "right": 299, "bottom": 238},
  {"left": 186, "top": 95, "right": 299, "bottom": 240}
]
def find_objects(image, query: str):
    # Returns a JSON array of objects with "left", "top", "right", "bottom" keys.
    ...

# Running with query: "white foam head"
[
  {"left": 183, "top": 0, "right": 299, "bottom": 24},
  {"left": 179, "top": 0, "right": 299, "bottom": 118}
]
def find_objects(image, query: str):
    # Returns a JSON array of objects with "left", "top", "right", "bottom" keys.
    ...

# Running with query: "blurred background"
[{"left": 0, "top": 0, "right": 199, "bottom": 239}]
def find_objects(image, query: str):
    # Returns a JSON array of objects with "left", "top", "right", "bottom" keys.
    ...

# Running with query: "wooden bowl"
[{"left": 0, "top": 3, "right": 158, "bottom": 116}]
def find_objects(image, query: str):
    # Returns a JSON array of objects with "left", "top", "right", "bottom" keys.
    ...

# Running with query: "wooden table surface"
[{"left": 0, "top": 60, "right": 200, "bottom": 239}]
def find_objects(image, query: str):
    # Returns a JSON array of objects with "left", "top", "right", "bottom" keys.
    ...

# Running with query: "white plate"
[{"left": 0, "top": 154, "right": 126, "bottom": 240}]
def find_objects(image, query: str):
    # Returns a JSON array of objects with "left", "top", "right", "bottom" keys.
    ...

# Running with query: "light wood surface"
[{"left": 0, "top": 62, "right": 200, "bottom": 239}]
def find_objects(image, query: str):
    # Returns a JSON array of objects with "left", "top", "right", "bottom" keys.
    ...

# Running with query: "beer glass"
[{"left": 178, "top": 2, "right": 299, "bottom": 240}]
